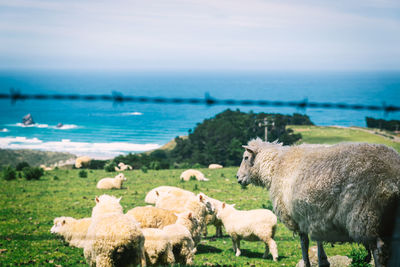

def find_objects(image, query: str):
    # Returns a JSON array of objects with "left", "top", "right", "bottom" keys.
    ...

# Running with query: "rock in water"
[{"left": 22, "top": 113, "right": 34, "bottom": 125}]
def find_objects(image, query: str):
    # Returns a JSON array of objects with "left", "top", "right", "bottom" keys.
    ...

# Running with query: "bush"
[
  {"left": 79, "top": 170, "right": 88, "bottom": 178},
  {"left": 348, "top": 247, "right": 371, "bottom": 267},
  {"left": 16, "top": 162, "right": 30, "bottom": 171},
  {"left": 104, "top": 161, "right": 117, "bottom": 172},
  {"left": 2, "top": 166, "right": 16, "bottom": 180},
  {"left": 23, "top": 167, "right": 44, "bottom": 180},
  {"left": 149, "top": 161, "right": 161, "bottom": 170},
  {"left": 87, "top": 160, "right": 107, "bottom": 170},
  {"left": 141, "top": 166, "right": 148, "bottom": 173},
  {"left": 192, "top": 163, "right": 203, "bottom": 169}
]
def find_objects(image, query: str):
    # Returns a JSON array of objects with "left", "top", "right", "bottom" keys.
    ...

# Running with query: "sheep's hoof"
[{"left": 235, "top": 251, "right": 241, "bottom": 257}]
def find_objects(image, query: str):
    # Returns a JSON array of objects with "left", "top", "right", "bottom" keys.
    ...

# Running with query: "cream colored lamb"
[
  {"left": 84, "top": 195, "right": 145, "bottom": 267},
  {"left": 75, "top": 156, "right": 91, "bottom": 168},
  {"left": 144, "top": 186, "right": 195, "bottom": 204},
  {"left": 96, "top": 173, "right": 126, "bottom": 190},
  {"left": 216, "top": 202, "right": 278, "bottom": 261},
  {"left": 141, "top": 228, "right": 175, "bottom": 266},
  {"left": 237, "top": 139, "right": 400, "bottom": 267},
  {"left": 208, "top": 164, "right": 223, "bottom": 169},
  {"left": 180, "top": 169, "right": 209, "bottom": 181},
  {"left": 114, "top": 162, "right": 133, "bottom": 172},
  {"left": 50, "top": 216, "right": 91, "bottom": 248},
  {"left": 126, "top": 206, "right": 177, "bottom": 228},
  {"left": 163, "top": 211, "right": 197, "bottom": 265}
]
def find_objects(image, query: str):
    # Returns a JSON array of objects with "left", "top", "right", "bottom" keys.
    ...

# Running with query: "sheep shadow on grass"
[{"left": 196, "top": 244, "right": 223, "bottom": 254}]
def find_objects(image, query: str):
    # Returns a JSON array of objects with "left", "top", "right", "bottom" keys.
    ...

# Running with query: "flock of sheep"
[{"left": 51, "top": 139, "right": 400, "bottom": 267}]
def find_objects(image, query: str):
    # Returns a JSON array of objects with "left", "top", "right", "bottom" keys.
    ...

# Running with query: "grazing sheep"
[
  {"left": 50, "top": 216, "right": 91, "bottom": 248},
  {"left": 145, "top": 186, "right": 195, "bottom": 204},
  {"left": 180, "top": 169, "right": 209, "bottom": 181},
  {"left": 216, "top": 202, "right": 278, "bottom": 260},
  {"left": 126, "top": 206, "right": 178, "bottom": 228},
  {"left": 84, "top": 195, "right": 145, "bottom": 267},
  {"left": 163, "top": 211, "right": 197, "bottom": 265},
  {"left": 156, "top": 193, "right": 213, "bottom": 245},
  {"left": 237, "top": 138, "right": 400, "bottom": 267},
  {"left": 75, "top": 156, "right": 91, "bottom": 168},
  {"left": 96, "top": 173, "right": 126, "bottom": 190},
  {"left": 198, "top": 193, "right": 224, "bottom": 238},
  {"left": 208, "top": 164, "right": 223, "bottom": 169},
  {"left": 141, "top": 228, "right": 175, "bottom": 266},
  {"left": 115, "top": 162, "right": 133, "bottom": 172}
]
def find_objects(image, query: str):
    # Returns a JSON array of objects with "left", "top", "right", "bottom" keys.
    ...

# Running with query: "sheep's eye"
[{"left": 244, "top": 156, "right": 249, "bottom": 160}]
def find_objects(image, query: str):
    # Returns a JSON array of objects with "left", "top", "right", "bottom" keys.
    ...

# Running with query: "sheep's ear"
[
  {"left": 117, "top": 197, "right": 122, "bottom": 202},
  {"left": 199, "top": 194, "right": 204, "bottom": 202},
  {"left": 156, "top": 191, "right": 159, "bottom": 196},
  {"left": 242, "top": 145, "right": 256, "bottom": 154},
  {"left": 62, "top": 220, "right": 66, "bottom": 225},
  {"left": 188, "top": 212, "right": 192, "bottom": 219},
  {"left": 222, "top": 202, "right": 226, "bottom": 209},
  {"left": 95, "top": 196, "right": 99, "bottom": 203}
]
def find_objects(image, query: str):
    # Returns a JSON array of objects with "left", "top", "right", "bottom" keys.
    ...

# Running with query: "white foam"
[
  {"left": 11, "top": 123, "right": 79, "bottom": 130},
  {"left": 15, "top": 123, "right": 49, "bottom": 128},
  {"left": 52, "top": 124, "right": 79, "bottom": 130},
  {"left": 0, "top": 128, "right": 8, "bottom": 132},
  {"left": 121, "top": 112, "right": 143, "bottom": 116},
  {"left": 0, "top": 136, "right": 160, "bottom": 159}
]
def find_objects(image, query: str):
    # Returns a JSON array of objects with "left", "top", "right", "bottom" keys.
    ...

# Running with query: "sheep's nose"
[{"left": 237, "top": 179, "right": 242, "bottom": 184}]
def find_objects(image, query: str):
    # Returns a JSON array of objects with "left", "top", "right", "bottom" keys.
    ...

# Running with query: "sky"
[{"left": 0, "top": 0, "right": 399, "bottom": 71}]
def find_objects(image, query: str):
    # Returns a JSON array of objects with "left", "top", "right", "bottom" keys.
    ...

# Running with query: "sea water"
[{"left": 0, "top": 70, "right": 399, "bottom": 158}]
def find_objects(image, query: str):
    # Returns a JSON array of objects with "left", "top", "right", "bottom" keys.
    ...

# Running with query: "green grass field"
[{"left": 1, "top": 126, "right": 398, "bottom": 266}]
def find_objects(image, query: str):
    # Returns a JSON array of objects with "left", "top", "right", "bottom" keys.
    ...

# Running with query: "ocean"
[{"left": 0, "top": 70, "right": 399, "bottom": 158}]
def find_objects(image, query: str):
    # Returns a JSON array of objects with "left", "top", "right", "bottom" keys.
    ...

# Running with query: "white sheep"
[
  {"left": 216, "top": 202, "right": 278, "bottom": 260},
  {"left": 237, "top": 138, "right": 400, "bottom": 267},
  {"left": 84, "top": 195, "right": 145, "bottom": 267},
  {"left": 141, "top": 228, "right": 175, "bottom": 266},
  {"left": 114, "top": 162, "right": 133, "bottom": 172},
  {"left": 208, "top": 164, "right": 223, "bottom": 169},
  {"left": 50, "top": 216, "right": 91, "bottom": 248},
  {"left": 180, "top": 169, "right": 209, "bottom": 181},
  {"left": 163, "top": 211, "right": 197, "bottom": 265},
  {"left": 126, "top": 206, "right": 178, "bottom": 229},
  {"left": 75, "top": 156, "right": 91, "bottom": 168},
  {"left": 198, "top": 192, "right": 224, "bottom": 237},
  {"left": 144, "top": 186, "right": 195, "bottom": 204},
  {"left": 96, "top": 173, "right": 126, "bottom": 190}
]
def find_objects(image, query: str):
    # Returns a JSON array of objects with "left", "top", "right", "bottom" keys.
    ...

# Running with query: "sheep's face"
[
  {"left": 198, "top": 194, "right": 215, "bottom": 215},
  {"left": 237, "top": 146, "right": 256, "bottom": 187},
  {"left": 116, "top": 173, "right": 126, "bottom": 181},
  {"left": 215, "top": 202, "right": 234, "bottom": 219},
  {"left": 50, "top": 217, "right": 71, "bottom": 234}
]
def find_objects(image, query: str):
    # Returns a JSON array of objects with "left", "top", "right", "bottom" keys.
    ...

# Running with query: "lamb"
[
  {"left": 180, "top": 169, "right": 209, "bottom": 181},
  {"left": 115, "top": 162, "right": 133, "bottom": 172},
  {"left": 237, "top": 138, "right": 400, "bottom": 267},
  {"left": 84, "top": 194, "right": 145, "bottom": 267},
  {"left": 75, "top": 156, "right": 91, "bottom": 168},
  {"left": 215, "top": 202, "right": 278, "bottom": 261},
  {"left": 144, "top": 186, "right": 195, "bottom": 204},
  {"left": 126, "top": 206, "right": 178, "bottom": 228},
  {"left": 162, "top": 211, "right": 198, "bottom": 265},
  {"left": 50, "top": 216, "right": 91, "bottom": 248},
  {"left": 96, "top": 173, "right": 126, "bottom": 190},
  {"left": 198, "top": 193, "right": 224, "bottom": 237},
  {"left": 141, "top": 228, "right": 175, "bottom": 266},
  {"left": 208, "top": 164, "right": 223, "bottom": 169}
]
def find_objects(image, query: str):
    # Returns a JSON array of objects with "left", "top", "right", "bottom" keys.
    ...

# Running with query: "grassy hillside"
[{"left": 0, "top": 149, "right": 76, "bottom": 167}]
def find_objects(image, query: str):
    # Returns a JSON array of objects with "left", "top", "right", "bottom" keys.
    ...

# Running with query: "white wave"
[
  {"left": 52, "top": 124, "right": 79, "bottom": 130},
  {"left": 0, "top": 136, "right": 161, "bottom": 159},
  {"left": 12, "top": 123, "right": 79, "bottom": 130},
  {"left": 0, "top": 128, "right": 9, "bottom": 132},
  {"left": 121, "top": 112, "right": 143, "bottom": 116},
  {"left": 15, "top": 123, "right": 49, "bottom": 128}
]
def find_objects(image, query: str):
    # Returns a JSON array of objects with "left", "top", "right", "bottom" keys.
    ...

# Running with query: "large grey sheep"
[{"left": 236, "top": 138, "right": 400, "bottom": 267}]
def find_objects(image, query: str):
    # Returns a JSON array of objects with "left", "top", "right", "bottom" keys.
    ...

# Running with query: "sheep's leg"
[
  {"left": 300, "top": 233, "right": 311, "bottom": 267},
  {"left": 317, "top": 241, "right": 330, "bottom": 267},
  {"left": 372, "top": 237, "right": 389, "bottom": 267},
  {"left": 235, "top": 239, "right": 241, "bottom": 257},
  {"left": 217, "top": 225, "right": 223, "bottom": 237},
  {"left": 231, "top": 238, "right": 237, "bottom": 253},
  {"left": 264, "top": 238, "right": 278, "bottom": 261}
]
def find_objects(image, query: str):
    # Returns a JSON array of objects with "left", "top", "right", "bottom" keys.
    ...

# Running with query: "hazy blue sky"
[{"left": 1, "top": 0, "right": 399, "bottom": 71}]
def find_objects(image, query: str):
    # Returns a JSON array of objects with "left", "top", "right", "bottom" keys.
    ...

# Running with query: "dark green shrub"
[
  {"left": 104, "top": 161, "right": 117, "bottom": 172},
  {"left": 189, "top": 175, "right": 197, "bottom": 181},
  {"left": 348, "top": 247, "right": 371, "bottom": 267},
  {"left": 16, "top": 162, "right": 30, "bottom": 171},
  {"left": 2, "top": 166, "right": 16, "bottom": 180},
  {"left": 141, "top": 166, "right": 148, "bottom": 173},
  {"left": 149, "top": 161, "right": 161, "bottom": 170},
  {"left": 23, "top": 167, "right": 44, "bottom": 180},
  {"left": 79, "top": 170, "right": 88, "bottom": 178},
  {"left": 53, "top": 175, "right": 59, "bottom": 180},
  {"left": 192, "top": 163, "right": 203, "bottom": 169},
  {"left": 87, "top": 160, "right": 107, "bottom": 169}
]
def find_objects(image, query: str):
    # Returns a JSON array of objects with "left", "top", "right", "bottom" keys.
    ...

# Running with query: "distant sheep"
[
  {"left": 163, "top": 211, "right": 197, "bottom": 265},
  {"left": 145, "top": 186, "right": 195, "bottom": 204},
  {"left": 40, "top": 164, "right": 53, "bottom": 171},
  {"left": 237, "top": 139, "right": 400, "bottom": 267},
  {"left": 208, "top": 164, "right": 223, "bottom": 169},
  {"left": 180, "top": 169, "right": 209, "bottom": 181},
  {"left": 84, "top": 195, "right": 145, "bottom": 267},
  {"left": 126, "top": 206, "right": 177, "bottom": 228},
  {"left": 96, "top": 173, "right": 126, "bottom": 190},
  {"left": 115, "top": 162, "right": 133, "bottom": 172},
  {"left": 216, "top": 202, "right": 278, "bottom": 261},
  {"left": 75, "top": 156, "right": 91, "bottom": 169},
  {"left": 50, "top": 216, "right": 91, "bottom": 248},
  {"left": 142, "top": 228, "right": 175, "bottom": 266}
]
